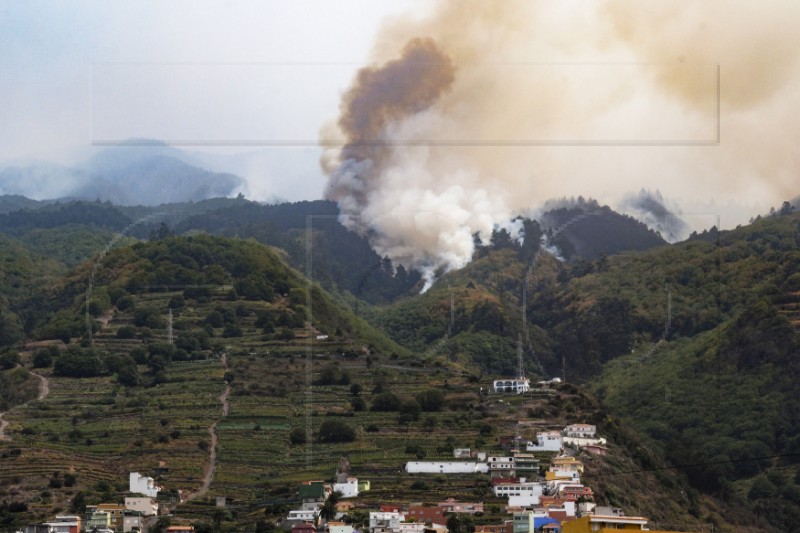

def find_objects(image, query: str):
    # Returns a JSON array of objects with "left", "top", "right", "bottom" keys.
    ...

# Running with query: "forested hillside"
[{"left": 1, "top": 195, "right": 798, "bottom": 530}]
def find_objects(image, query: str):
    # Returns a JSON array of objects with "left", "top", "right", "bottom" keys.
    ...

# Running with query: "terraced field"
[{"left": 0, "top": 272, "right": 546, "bottom": 528}]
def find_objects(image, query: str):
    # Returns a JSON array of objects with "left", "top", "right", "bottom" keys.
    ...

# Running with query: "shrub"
[
  {"left": 318, "top": 420, "right": 356, "bottom": 443},
  {"left": 370, "top": 392, "right": 401, "bottom": 412},
  {"left": 289, "top": 428, "right": 306, "bottom": 445},
  {"left": 416, "top": 389, "right": 446, "bottom": 411},
  {"left": 32, "top": 349, "right": 53, "bottom": 368}
]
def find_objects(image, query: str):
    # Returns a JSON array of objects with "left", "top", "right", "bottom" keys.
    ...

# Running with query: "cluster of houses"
[
  {"left": 405, "top": 424, "right": 607, "bottom": 478},
  {"left": 18, "top": 472, "right": 164, "bottom": 533},
  {"left": 281, "top": 424, "right": 689, "bottom": 533},
  {"left": 285, "top": 457, "right": 370, "bottom": 528}
]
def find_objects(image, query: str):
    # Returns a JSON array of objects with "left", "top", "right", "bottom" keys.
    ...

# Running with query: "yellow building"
[
  {"left": 551, "top": 456, "right": 584, "bottom": 474},
  {"left": 561, "top": 515, "right": 691, "bottom": 533}
]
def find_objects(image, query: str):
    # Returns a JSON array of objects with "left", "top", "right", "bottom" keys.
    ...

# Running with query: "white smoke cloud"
[{"left": 323, "top": 0, "right": 800, "bottom": 275}]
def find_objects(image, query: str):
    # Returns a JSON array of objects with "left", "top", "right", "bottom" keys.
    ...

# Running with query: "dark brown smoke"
[{"left": 325, "top": 37, "right": 455, "bottom": 210}]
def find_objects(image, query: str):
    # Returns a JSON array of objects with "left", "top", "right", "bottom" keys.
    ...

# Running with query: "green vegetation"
[{"left": 0, "top": 197, "right": 798, "bottom": 531}]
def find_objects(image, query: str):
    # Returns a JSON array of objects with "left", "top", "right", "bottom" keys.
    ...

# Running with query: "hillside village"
[{"left": 16, "top": 423, "right": 693, "bottom": 533}]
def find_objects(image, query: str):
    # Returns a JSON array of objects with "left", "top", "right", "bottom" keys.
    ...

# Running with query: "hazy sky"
[
  {"left": 2, "top": 0, "right": 798, "bottom": 242},
  {"left": 0, "top": 1, "right": 419, "bottom": 164}
]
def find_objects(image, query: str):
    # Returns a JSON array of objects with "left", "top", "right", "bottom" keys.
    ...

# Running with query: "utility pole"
[{"left": 167, "top": 308, "right": 173, "bottom": 345}]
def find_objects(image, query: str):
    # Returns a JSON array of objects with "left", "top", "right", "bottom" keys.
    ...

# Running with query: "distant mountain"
[
  {"left": 0, "top": 195, "right": 55, "bottom": 214},
  {"left": 0, "top": 142, "right": 244, "bottom": 205}
]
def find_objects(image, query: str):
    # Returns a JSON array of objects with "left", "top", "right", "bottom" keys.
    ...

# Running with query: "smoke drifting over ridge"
[
  {"left": 621, "top": 189, "right": 689, "bottom": 243},
  {"left": 322, "top": 0, "right": 800, "bottom": 277}
]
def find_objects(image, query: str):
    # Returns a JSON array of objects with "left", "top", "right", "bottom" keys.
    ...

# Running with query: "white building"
[
  {"left": 333, "top": 477, "right": 359, "bottom": 498},
  {"left": 453, "top": 448, "right": 471, "bottom": 459},
  {"left": 487, "top": 456, "right": 515, "bottom": 474},
  {"left": 507, "top": 494, "right": 540, "bottom": 508},
  {"left": 129, "top": 472, "right": 160, "bottom": 498},
  {"left": 397, "top": 523, "right": 426, "bottom": 533},
  {"left": 493, "top": 481, "right": 543, "bottom": 504},
  {"left": 525, "top": 431, "right": 562, "bottom": 452},
  {"left": 287, "top": 509, "right": 320, "bottom": 523},
  {"left": 545, "top": 501, "right": 576, "bottom": 518},
  {"left": 370, "top": 511, "right": 404, "bottom": 532},
  {"left": 405, "top": 461, "right": 489, "bottom": 474},
  {"left": 493, "top": 378, "right": 530, "bottom": 394},
  {"left": 125, "top": 497, "right": 158, "bottom": 517},
  {"left": 563, "top": 424, "right": 596, "bottom": 438},
  {"left": 562, "top": 436, "right": 607, "bottom": 448}
]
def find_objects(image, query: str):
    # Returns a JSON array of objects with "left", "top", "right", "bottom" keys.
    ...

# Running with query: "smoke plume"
[
  {"left": 322, "top": 0, "right": 800, "bottom": 277},
  {"left": 621, "top": 189, "right": 689, "bottom": 242}
]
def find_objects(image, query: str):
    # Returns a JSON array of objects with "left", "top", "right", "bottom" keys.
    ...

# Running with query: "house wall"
[
  {"left": 129, "top": 472, "right": 159, "bottom": 498},
  {"left": 526, "top": 434, "right": 562, "bottom": 452},
  {"left": 333, "top": 479, "right": 359, "bottom": 498},
  {"left": 123, "top": 514, "right": 143, "bottom": 533},
  {"left": 407, "top": 506, "right": 446, "bottom": 525},
  {"left": 405, "top": 461, "right": 489, "bottom": 474},
  {"left": 125, "top": 497, "right": 158, "bottom": 516}
]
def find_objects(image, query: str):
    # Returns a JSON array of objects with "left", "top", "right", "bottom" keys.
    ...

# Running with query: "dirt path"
[
  {"left": 0, "top": 368, "right": 50, "bottom": 441},
  {"left": 179, "top": 353, "right": 230, "bottom": 503}
]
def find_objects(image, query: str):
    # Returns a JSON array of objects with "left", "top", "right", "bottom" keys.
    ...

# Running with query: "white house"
[
  {"left": 508, "top": 494, "right": 542, "bottom": 508},
  {"left": 545, "top": 501, "right": 576, "bottom": 518},
  {"left": 453, "top": 448, "right": 471, "bottom": 459},
  {"left": 370, "top": 511, "right": 404, "bottom": 532},
  {"left": 525, "top": 431, "right": 562, "bottom": 452},
  {"left": 125, "top": 497, "right": 158, "bottom": 517},
  {"left": 563, "top": 424, "right": 596, "bottom": 438},
  {"left": 493, "top": 378, "right": 530, "bottom": 394},
  {"left": 129, "top": 472, "right": 160, "bottom": 498},
  {"left": 397, "top": 523, "right": 426, "bottom": 533},
  {"left": 493, "top": 481, "right": 543, "bottom": 504},
  {"left": 333, "top": 477, "right": 359, "bottom": 498},
  {"left": 405, "top": 461, "right": 489, "bottom": 474},
  {"left": 287, "top": 509, "right": 320, "bottom": 523},
  {"left": 487, "top": 456, "right": 515, "bottom": 474}
]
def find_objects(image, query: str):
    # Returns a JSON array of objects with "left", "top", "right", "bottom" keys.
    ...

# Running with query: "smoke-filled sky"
[
  {"left": 322, "top": 0, "right": 800, "bottom": 275},
  {"left": 3, "top": 1, "right": 800, "bottom": 273}
]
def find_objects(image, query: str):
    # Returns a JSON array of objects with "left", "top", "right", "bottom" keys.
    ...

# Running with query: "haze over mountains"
[{"left": 0, "top": 143, "right": 244, "bottom": 206}]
